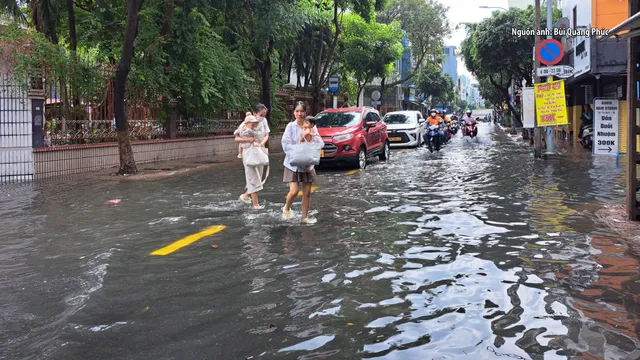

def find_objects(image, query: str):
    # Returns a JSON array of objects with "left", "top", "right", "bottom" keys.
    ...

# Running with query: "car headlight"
[{"left": 333, "top": 133, "right": 354, "bottom": 142}]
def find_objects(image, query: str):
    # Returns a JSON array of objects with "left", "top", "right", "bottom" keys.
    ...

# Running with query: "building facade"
[
  {"left": 558, "top": 0, "right": 628, "bottom": 143},
  {"left": 458, "top": 75, "right": 474, "bottom": 105},
  {"left": 442, "top": 46, "right": 458, "bottom": 88}
]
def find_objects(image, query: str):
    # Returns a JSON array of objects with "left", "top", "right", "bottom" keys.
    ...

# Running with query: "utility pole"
[
  {"left": 534, "top": 0, "right": 543, "bottom": 158},
  {"left": 544, "top": 0, "right": 555, "bottom": 154}
]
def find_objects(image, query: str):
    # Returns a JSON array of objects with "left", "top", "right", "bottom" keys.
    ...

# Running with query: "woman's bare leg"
[
  {"left": 284, "top": 182, "right": 298, "bottom": 211},
  {"left": 301, "top": 183, "right": 312, "bottom": 219},
  {"left": 251, "top": 192, "right": 259, "bottom": 207}
]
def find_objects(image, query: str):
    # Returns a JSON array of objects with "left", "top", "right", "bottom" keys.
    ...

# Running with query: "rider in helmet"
[
  {"left": 437, "top": 110, "right": 448, "bottom": 143},
  {"left": 427, "top": 109, "right": 441, "bottom": 126},
  {"left": 461, "top": 110, "right": 476, "bottom": 136},
  {"left": 425, "top": 109, "right": 441, "bottom": 146}
]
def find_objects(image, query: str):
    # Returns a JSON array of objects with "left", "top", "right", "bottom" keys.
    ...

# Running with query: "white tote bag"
[
  {"left": 243, "top": 146, "right": 269, "bottom": 167},
  {"left": 289, "top": 140, "right": 322, "bottom": 168}
]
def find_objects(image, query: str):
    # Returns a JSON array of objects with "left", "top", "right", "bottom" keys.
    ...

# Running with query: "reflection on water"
[{"left": 1, "top": 125, "right": 639, "bottom": 359}]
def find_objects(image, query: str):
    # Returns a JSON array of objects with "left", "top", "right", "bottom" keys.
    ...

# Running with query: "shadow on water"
[{"left": 1, "top": 124, "right": 639, "bottom": 359}]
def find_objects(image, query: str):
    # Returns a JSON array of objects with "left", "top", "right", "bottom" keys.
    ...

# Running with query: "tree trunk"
[
  {"left": 356, "top": 84, "right": 365, "bottom": 107},
  {"left": 114, "top": 0, "right": 144, "bottom": 175},
  {"left": 260, "top": 60, "right": 272, "bottom": 124},
  {"left": 379, "top": 77, "right": 386, "bottom": 105},
  {"left": 66, "top": 0, "right": 77, "bottom": 52}
]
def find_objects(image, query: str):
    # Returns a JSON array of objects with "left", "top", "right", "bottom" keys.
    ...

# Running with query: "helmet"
[{"left": 466, "top": 110, "right": 472, "bottom": 114}]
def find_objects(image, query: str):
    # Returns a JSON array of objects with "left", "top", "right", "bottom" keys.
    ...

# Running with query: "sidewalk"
[
  {"left": 596, "top": 204, "right": 640, "bottom": 259},
  {"left": 86, "top": 149, "right": 284, "bottom": 182}
]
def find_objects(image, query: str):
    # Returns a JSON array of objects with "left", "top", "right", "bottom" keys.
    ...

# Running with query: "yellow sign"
[{"left": 534, "top": 79, "right": 568, "bottom": 126}]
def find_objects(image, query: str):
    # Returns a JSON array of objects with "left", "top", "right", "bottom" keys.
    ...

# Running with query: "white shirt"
[
  {"left": 282, "top": 121, "right": 324, "bottom": 172},
  {"left": 237, "top": 117, "right": 271, "bottom": 135}
]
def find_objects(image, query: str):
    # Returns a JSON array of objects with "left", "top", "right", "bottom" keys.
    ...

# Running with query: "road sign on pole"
[
  {"left": 593, "top": 98, "right": 619, "bottom": 155},
  {"left": 537, "top": 65, "right": 574, "bottom": 78},
  {"left": 536, "top": 39, "right": 564, "bottom": 66},
  {"left": 328, "top": 76, "right": 340, "bottom": 93}
]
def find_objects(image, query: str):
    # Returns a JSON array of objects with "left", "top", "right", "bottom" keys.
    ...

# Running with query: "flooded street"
[{"left": 2, "top": 123, "right": 640, "bottom": 360}]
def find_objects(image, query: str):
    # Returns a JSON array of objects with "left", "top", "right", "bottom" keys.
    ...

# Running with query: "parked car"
[
  {"left": 382, "top": 111, "right": 425, "bottom": 148},
  {"left": 315, "top": 107, "right": 389, "bottom": 169}
]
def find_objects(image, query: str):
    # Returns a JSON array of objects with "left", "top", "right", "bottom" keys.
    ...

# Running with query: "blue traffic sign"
[
  {"left": 328, "top": 76, "right": 340, "bottom": 93},
  {"left": 536, "top": 39, "right": 564, "bottom": 66}
]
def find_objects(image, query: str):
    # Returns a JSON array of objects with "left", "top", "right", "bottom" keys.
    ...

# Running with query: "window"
[
  {"left": 576, "top": 40, "right": 586, "bottom": 56},
  {"left": 572, "top": 6, "right": 577, "bottom": 29},
  {"left": 315, "top": 112, "right": 361, "bottom": 128},
  {"left": 383, "top": 114, "right": 415, "bottom": 125},
  {"left": 443, "top": 48, "right": 448, "bottom": 55}
]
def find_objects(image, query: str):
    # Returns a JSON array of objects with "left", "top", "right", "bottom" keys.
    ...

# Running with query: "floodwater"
[{"left": 1, "top": 124, "right": 640, "bottom": 360}]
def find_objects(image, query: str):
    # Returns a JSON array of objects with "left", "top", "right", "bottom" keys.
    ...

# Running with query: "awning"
[{"left": 603, "top": 11, "right": 640, "bottom": 40}]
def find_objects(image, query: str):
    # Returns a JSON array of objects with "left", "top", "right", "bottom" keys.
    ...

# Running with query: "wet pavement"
[{"left": 2, "top": 123, "right": 640, "bottom": 360}]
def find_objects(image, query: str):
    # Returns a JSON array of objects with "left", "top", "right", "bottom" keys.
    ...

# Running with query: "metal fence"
[
  {"left": 39, "top": 66, "right": 289, "bottom": 146},
  {"left": 0, "top": 73, "right": 33, "bottom": 183}
]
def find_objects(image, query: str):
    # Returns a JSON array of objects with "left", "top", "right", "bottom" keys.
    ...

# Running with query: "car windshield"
[
  {"left": 315, "top": 112, "right": 361, "bottom": 128},
  {"left": 383, "top": 114, "right": 416, "bottom": 124}
]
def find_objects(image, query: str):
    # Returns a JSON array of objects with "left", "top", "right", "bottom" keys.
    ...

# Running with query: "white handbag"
[
  {"left": 243, "top": 146, "right": 269, "bottom": 167},
  {"left": 289, "top": 140, "right": 322, "bottom": 168}
]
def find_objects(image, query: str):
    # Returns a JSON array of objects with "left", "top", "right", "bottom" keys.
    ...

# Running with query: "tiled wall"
[{"left": 34, "top": 135, "right": 283, "bottom": 180}]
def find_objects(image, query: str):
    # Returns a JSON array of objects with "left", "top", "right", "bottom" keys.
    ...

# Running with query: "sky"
[{"left": 443, "top": 0, "right": 510, "bottom": 83}]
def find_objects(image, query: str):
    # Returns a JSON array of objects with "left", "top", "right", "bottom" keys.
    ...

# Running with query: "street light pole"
[
  {"left": 544, "top": 0, "right": 555, "bottom": 154},
  {"left": 479, "top": 5, "right": 508, "bottom": 11},
  {"left": 534, "top": 0, "right": 543, "bottom": 158}
]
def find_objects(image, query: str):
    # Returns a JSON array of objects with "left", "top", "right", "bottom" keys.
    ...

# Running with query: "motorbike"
[
  {"left": 580, "top": 124, "right": 593, "bottom": 149},
  {"left": 449, "top": 121, "right": 459, "bottom": 136},
  {"left": 462, "top": 121, "right": 478, "bottom": 139},
  {"left": 426, "top": 124, "right": 441, "bottom": 153}
]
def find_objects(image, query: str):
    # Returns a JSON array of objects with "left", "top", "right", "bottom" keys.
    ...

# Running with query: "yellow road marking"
[
  {"left": 285, "top": 186, "right": 319, "bottom": 198},
  {"left": 150, "top": 225, "right": 226, "bottom": 256},
  {"left": 345, "top": 170, "right": 359, "bottom": 175}
]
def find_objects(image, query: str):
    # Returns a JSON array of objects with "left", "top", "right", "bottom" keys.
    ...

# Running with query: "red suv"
[{"left": 315, "top": 107, "right": 390, "bottom": 169}]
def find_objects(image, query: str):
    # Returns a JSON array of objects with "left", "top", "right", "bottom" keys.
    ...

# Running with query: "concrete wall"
[
  {"left": 34, "top": 134, "right": 283, "bottom": 180},
  {"left": 618, "top": 100, "right": 640, "bottom": 154},
  {"left": 593, "top": 0, "right": 627, "bottom": 30},
  {"left": 563, "top": 0, "right": 592, "bottom": 78}
]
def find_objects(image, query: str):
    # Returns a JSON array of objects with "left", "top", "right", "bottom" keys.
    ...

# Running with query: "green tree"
[
  {"left": 302, "top": 0, "right": 389, "bottom": 114},
  {"left": 375, "top": 0, "right": 450, "bottom": 102},
  {"left": 415, "top": 64, "right": 454, "bottom": 108},
  {"left": 114, "top": 0, "right": 144, "bottom": 174},
  {"left": 460, "top": 6, "right": 560, "bottom": 122},
  {"left": 336, "top": 13, "right": 402, "bottom": 106}
]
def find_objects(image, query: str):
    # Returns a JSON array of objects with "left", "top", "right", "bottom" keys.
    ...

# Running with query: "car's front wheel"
[
  {"left": 357, "top": 147, "right": 367, "bottom": 169},
  {"left": 379, "top": 141, "right": 390, "bottom": 161}
]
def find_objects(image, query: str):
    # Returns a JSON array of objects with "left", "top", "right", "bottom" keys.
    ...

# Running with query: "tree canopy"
[
  {"left": 337, "top": 13, "right": 403, "bottom": 105},
  {"left": 460, "top": 6, "right": 561, "bottom": 121}
]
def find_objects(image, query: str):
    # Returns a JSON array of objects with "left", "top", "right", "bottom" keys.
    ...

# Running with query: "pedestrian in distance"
[
  {"left": 281, "top": 101, "right": 325, "bottom": 224},
  {"left": 577, "top": 104, "right": 593, "bottom": 142},
  {"left": 235, "top": 114, "right": 268, "bottom": 209}
]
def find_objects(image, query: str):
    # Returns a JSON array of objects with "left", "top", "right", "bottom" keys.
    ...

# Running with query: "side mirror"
[{"left": 366, "top": 121, "right": 376, "bottom": 128}]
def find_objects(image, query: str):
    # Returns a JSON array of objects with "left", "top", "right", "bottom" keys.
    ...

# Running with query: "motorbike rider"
[
  {"left": 437, "top": 110, "right": 448, "bottom": 143},
  {"left": 461, "top": 110, "right": 478, "bottom": 137},
  {"left": 425, "top": 109, "right": 441, "bottom": 146},
  {"left": 577, "top": 104, "right": 593, "bottom": 142}
]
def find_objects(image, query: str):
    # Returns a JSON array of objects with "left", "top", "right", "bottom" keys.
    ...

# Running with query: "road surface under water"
[{"left": 1, "top": 123, "right": 640, "bottom": 360}]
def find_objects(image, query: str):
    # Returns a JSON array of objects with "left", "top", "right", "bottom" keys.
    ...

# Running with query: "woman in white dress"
[{"left": 281, "top": 101, "right": 324, "bottom": 224}]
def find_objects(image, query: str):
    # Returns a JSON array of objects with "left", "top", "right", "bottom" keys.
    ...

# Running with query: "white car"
[{"left": 382, "top": 111, "right": 426, "bottom": 148}]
